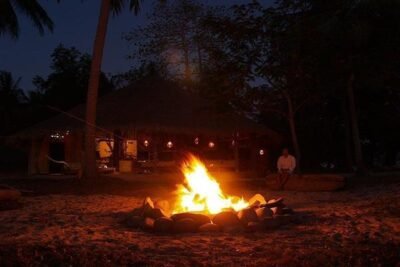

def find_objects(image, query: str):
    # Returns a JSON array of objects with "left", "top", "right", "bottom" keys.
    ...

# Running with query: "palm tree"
[
  {"left": 0, "top": 71, "right": 26, "bottom": 134},
  {"left": 0, "top": 0, "right": 54, "bottom": 39},
  {"left": 0, "top": 71, "right": 26, "bottom": 104},
  {"left": 83, "top": 0, "right": 165, "bottom": 179}
]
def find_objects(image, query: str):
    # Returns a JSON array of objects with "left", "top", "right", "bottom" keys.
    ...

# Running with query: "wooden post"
[
  {"left": 28, "top": 138, "right": 39, "bottom": 175},
  {"left": 113, "top": 129, "right": 122, "bottom": 171},
  {"left": 38, "top": 136, "right": 49, "bottom": 174},
  {"left": 153, "top": 133, "right": 159, "bottom": 173},
  {"left": 64, "top": 132, "right": 73, "bottom": 163}
]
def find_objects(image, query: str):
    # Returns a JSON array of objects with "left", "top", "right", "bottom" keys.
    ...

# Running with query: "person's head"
[{"left": 282, "top": 148, "right": 289, "bottom": 157}]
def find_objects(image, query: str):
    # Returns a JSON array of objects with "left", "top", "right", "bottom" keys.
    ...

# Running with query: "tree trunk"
[
  {"left": 342, "top": 99, "right": 354, "bottom": 171},
  {"left": 83, "top": 0, "right": 111, "bottom": 179},
  {"left": 286, "top": 93, "right": 301, "bottom": 172},
  {"left": 346, "top": 72, "right": 365, "bottom": 173}
]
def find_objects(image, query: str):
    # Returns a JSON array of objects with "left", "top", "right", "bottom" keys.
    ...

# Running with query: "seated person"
[{"left": 276, "top": 148, "right": 296, "bottom": 190}]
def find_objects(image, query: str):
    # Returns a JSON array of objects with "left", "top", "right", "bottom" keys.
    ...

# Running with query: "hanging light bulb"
[
  {"left": 167, "top": 141, "right": 173, "bottom": 149},
  {"left": 144, "top": 140, "right": 149, "bottom": 147},
  {"left": 259, "top": 149, "right": 265, "bottom": 156},
  {"left": 208, "top": 141, "right": 215, "bottom": 148},
  {"left": 194, "top": 137, "right": 199, "bottom": 145}
]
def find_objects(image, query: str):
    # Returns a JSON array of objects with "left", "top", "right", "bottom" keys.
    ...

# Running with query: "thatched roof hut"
[
  {"left": 22, "top": 80, "right": 281, "bottom": 175},
  {"left": 20, "top": 80, "right": 276, "bottom": 137}
]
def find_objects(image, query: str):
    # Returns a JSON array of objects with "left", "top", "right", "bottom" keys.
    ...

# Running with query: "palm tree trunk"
[
  {"left": 346, "top": 72, "right": 365, "bottom": 173},
  {"left": 83, "top": 0, "right": 111, "bottom": 179}
]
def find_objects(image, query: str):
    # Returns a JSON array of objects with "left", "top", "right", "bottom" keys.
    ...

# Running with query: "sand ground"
[{"left": 0, "top": 174, "right": 399, "bottom": 266}]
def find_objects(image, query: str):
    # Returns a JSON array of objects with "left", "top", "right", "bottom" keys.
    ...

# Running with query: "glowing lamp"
[
  {"left": 259, "top": 149, "right": 265, "bottom": 156},
  {"left": 194, "top": 137, "right": 199, "bottom": 145},
  {"left": 144, "top": 140, "right": 149, "bottom": 147},
  {"left": 167, "top": 141, "right": 173, "bottom": 149},
  {"left": 50, "top": 132, "right": 64, "bottom": 140},
  {"left": 208, "top": 141, "right": 215, "bottom": 148}
]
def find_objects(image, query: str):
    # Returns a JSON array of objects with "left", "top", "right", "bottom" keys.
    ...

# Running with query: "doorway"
[{"left": 49, "top": 141, "right": 65, "bottom": 173}]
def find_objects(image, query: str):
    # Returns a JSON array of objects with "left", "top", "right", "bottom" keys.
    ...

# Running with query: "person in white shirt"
[{"left": 276, "top": 148, "right": 296, "bottom": 190}]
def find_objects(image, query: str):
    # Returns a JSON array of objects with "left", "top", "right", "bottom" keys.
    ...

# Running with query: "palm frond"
[
  {"left": 111, "top": 0, "right": 166, "bottom": 16},
  {"left": 111, "top": 0, "right": 125, "bottom": 16},
  {"left": 129, "top": 0, "right": 142, "bottom": 15},
  {"left": 0, "top": 0, "right": 19, "bottom": 38},
  {"left": 13, "top": 0, "right": 54, "bottom": 35}
]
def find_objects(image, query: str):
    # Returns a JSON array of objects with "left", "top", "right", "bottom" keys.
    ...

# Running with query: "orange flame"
[{"left": 173, "top": 154, "right": 248, "bottom": 214}]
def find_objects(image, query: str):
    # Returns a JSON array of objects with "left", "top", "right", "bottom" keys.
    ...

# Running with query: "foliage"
[
  {"left": 0, "top": 0, "right": 54, "bottom": 38},
  {"left": 29, "top": 44, "right": 115, "bottom": 111},
  {"left": 111, "top": 61, "right": 168, "bottom": 89},
  {"left": 0, "top": 71, "right": 27, "bottom": 135},
  {"left": 190, "top": 0, "right": 400, "bottom": 170},
  {"left": 124, "top": 0, "right": 218, "bottom": 83}
]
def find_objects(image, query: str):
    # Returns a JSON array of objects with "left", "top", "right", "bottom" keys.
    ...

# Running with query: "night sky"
[{"left": 0, "top": 0, "right": 262, "bottom": 91}]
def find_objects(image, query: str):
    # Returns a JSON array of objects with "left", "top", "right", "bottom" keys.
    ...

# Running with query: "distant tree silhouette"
[
  {"left": 30, "top": 44, "right": 114, "bottom": 112},
  {"left": 124, "top": 0, "right": 214, "bottom": 84},
  {"left": 0, "top": 71, "right": 26, "bottom": 134}
]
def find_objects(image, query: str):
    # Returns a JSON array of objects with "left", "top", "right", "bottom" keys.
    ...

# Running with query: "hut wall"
[
  {"left": 28, "top": 138, "right": 40, "bottom": 175},
  {"left": 64, "top": 132, "right": 83, "bottom": 163},
  {"left": 37, "top": 137, "right": 49, "bottom": 174}
]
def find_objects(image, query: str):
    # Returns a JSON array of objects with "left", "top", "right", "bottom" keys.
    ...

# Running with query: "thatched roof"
[{"left": 19, "top": 80, "right": 278, "bottom": 138}]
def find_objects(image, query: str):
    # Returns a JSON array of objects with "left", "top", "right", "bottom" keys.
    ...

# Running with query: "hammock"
[{"left": 46, "top": 155, "right": 71, "bottom": 170}]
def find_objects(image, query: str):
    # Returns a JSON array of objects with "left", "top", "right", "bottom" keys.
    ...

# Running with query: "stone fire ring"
[{"left": 123, "top": 196, "right": 298, "bottom": 234}]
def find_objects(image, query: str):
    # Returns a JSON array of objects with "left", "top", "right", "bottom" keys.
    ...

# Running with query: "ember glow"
[{"left": 173, "top": 154, "right": 248, "bottom": 214}]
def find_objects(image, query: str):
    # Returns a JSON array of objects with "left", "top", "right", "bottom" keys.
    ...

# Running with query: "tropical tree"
[
  {"left": 200, "top": 1, "right": 315, "bottom": 170},
  {"left": 0, "top": 71, "right": 26, "bottom": 134},
  {"left": 30, "top": 44, "right": 114, "bottom": 111},
  {"left": 0, "top": 0, "right": 54, "bottom": 39},
  {"left": 83, "top": 0, "right": 165, "bottom": 179},
  {"left": 124, "top": 0, "right": 213, "bottom": 84},
  {"left": 302, "top": 0, "right": 400, "bottom": 172}
]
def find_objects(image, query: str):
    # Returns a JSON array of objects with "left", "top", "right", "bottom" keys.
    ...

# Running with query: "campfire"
[
  {"left": 173, "top": 154, "right": 248, "bottom": 214},
  {"left": 125, "top": 154, "right": 296, "bottom": 233}
]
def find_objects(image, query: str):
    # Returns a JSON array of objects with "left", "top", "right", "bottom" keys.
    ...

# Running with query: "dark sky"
[{"left": 0, "top": 0, "right": 264, "bottom": 91}]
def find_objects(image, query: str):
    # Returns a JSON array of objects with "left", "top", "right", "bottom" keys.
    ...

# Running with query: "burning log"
[
  {"left": 248, "top": 194, "right": 267, "bottom": 207},
  {"left": 260, "top": 197, "right": 285, "bottom": 208}
]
